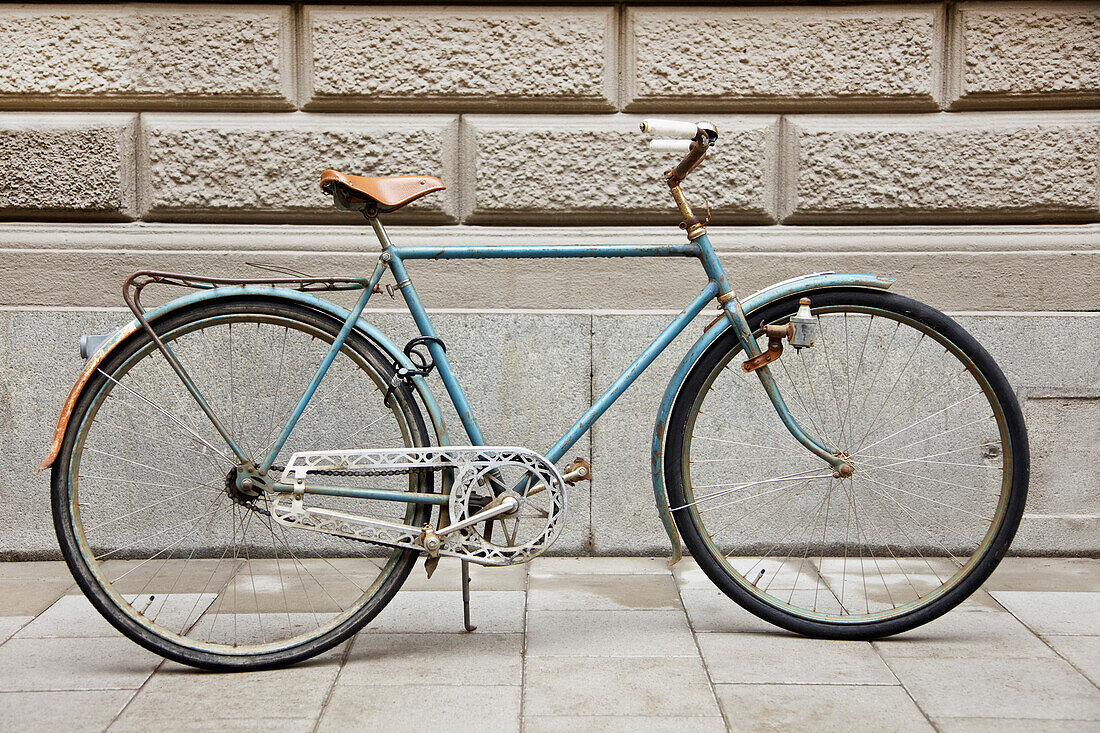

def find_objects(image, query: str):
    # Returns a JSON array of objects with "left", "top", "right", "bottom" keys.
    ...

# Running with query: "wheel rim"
[
  {"left": 680, "top": 302, "right": 1013, "bottom": 625},
  {"left": 65, "top": 306, "right": 427, "bottom": 656}
]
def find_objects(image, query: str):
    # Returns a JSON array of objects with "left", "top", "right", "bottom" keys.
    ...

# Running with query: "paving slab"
[
  {"left": 0, "top": 637, "right": 161, "bottom": 691},
  {"left": 984, "top": 558, "right": 1100, "bottom": 593},
  {"left": 698, "top": 634, "right": 898, "bottom": 685},
  {"left": 991, "top": 591, "right": 1100, "bottom": 636},
  {"left": 874, "top": 604, "right": 1057, "bottom": 660},
  {"left": 340, "top": 632, "right": 522, "bottom": 686},
  {"left": 714, "top": 684, "right": 934, "bottom": 733},
  {"left": 524, "top": 716, "right": 727, "bottom": 733},
  {"left": 368, "top": 590, "right": 525, "bottom": 633},
  {"left": 679, "top": 587, "right": 786, "bottom": 634},
  {"left": 527, "top": 571, "right": 681, "bottom": 611},
  {"left": 0, "top": 616, "right": 30, "bottom": 644},
  {"left": 1045, "top": 635, "right": 1100, "bottom": 687},
  {"left": 0, "top": 690, "right": 135, "bottom": 732},
  {"left": 934, "top": 719, "right": 1100, "bottom": 732},
  {"left": 15, "top": 593, "right": 216, "bottom": 640},
  {"left": 318, "top": 684, "right": 521, "bottom": 733},
  {"left": 111, "top": 716, "right": 316, "bottom": 733},
  {"left": 110, "top": 651, "right": 342, "bottom": 727},
  {"left": 0, "top": 577, "right": 73, "bottom": 616},
  {"left": 400, "top": 561, "right": 527, "bottom": 591},
  {"left": 529, "top": 557, "right": 672, "bottom": 575},
  {"left": 523, "top": 656, "right": 720, "bottom": 717},
  {"left": 525, "top": 609, "right": 696, "bottom": 657},
  {"left": 887, "top": 656, "right": 1100, "bottom": 720}
]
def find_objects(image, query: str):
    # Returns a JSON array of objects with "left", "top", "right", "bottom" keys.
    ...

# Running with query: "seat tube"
[
  {"left": 695, "top": 234, "right": 844, "bottom": 470},
  {"left": 385, "top": 250, "right": 488, "bottom": 446}
]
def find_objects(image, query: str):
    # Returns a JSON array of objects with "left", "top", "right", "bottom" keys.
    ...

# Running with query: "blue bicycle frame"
[{"left": 257, "top": 216, "right": 847, "bottom": 478}]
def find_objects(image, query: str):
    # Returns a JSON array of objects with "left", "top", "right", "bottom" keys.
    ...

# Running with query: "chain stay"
[{"left": 272, "top": 446, "right": 567, "bottom": 566}]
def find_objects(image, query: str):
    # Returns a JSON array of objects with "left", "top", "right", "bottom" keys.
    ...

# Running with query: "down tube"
[{"left": 545, "top": 281, "right": 720, "bottom": 464}]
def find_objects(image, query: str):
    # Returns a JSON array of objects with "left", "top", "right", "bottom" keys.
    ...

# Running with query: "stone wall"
[{"left": 0, "top": 2, "right": 1097, "bottom": 556}]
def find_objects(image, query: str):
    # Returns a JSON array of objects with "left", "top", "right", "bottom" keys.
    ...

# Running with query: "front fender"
[
  {"left": 650, "top": 272, "right": 896, "bottom": 563},
  {"left": 39, "top": 285, "right": 449, "bottom": 473}
]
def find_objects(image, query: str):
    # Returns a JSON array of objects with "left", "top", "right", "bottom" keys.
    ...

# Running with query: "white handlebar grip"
[
  {"left": 648, "top": 139, "right": 693, "bottom": 153},
  {"left": 640, "top": 119, "right": 698, "bottom": 139}
]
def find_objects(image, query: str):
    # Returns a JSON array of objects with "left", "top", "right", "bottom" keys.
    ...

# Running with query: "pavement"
[{"left": 0, "top": 557, "right": 1096, "bottom": 732}]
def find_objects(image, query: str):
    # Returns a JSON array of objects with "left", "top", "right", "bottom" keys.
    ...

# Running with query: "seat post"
[{"left": 365, "top": 211, "right": 392, "bottom": 250}]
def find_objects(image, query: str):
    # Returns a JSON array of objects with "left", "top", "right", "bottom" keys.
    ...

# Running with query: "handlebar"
[{"left": 639, "top": 119, "right": 719, "bottom": 239}]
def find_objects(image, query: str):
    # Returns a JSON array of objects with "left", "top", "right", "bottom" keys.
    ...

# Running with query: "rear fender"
[
  {"left": 651, "top": 272, "right": 896, "bottom": 563},
  {"left": 38, "top": 286, "right": 449, "bottom": 473}
]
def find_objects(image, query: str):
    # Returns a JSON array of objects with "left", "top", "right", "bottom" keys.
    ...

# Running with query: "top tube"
[{"left": 390, "top": 242, "right": 702, "bottom": 260}]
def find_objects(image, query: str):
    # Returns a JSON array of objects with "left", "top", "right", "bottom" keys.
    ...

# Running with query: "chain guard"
[{"left": 270, "top": 446, "right": 567, "bottom": 566}]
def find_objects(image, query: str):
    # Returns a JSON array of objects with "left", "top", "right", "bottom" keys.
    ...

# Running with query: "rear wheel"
[
  {"left": 666, "top": 289, "right": 1028, "bottom": 639},
  {"left": 52, "top": 297, "right": 433, "bottom": 669}
]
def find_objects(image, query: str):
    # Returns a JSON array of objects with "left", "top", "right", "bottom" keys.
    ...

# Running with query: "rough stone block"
[
  {"left": 783, "top": 113, "right": 1100, "bottom": 223},
  {"left": 140, "top": 114, "right": 459, "bottom": 222},
  {"left": 627, "top": 6, "right": 942, "bottom": 110},
  {"left": 464, "top": 115, "right": 778, "bottom": 224},
  {"left": 0, "top": 6, "right": 293, "bottom": 109},
  {"left": 951, "top": 2, "right": 1100, "bottom": 109},
  {"left": 0, "top": 113, "right": 136, "bottom": 219},
  {"left": 305, "top": 7, "right": 615, "bottom": 111}
]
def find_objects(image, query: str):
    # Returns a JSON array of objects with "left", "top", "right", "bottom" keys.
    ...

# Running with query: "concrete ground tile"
[
  {"left": 529, "top": 557, "right": 672, "bottom": 575},
  {"left": 523, "top": 656, "right": 719, "bottom": 717},
  {"left": 15, "top": 594, "right": 117, "bottom": 638},
  {"left": 680, "top": 587, "right": 817, "bottom": 634},
  {"left": 16, "top": 593, "right": 216, "bottom": 640},
  {"left": 341, "top": 632, "right": 522, "bottom": 686},
  {"left": 186, "top": 612, "right": 338, "bottom": 646},
  {"left": 524, "top": 716, "right": 727, "bottom": 733},
  {"left": 887, "top": 657, "right": 1100, "bottom": 720},
  {"left": 698, "top": 633, "right": 897, "bottom": 685},
  {"left": 985, "top": 558, "right": 1100, "bottom": 592},
  {"left": 673, "top": 557, "right": 822, "bottom": 592},
  {"left": 525, "top": 609, "right": 695, "bottom": 657},
  {"left": 1045, "top": 635, "right": 1100, "bottom": 687},
  {"left": 399, "top": 561, "right": 527, "bottom": 591},
  {"left": 0, "top": 617, "right": 30, "bottom": 644},
  {"left": 934, "top": 719, "right": 1100, "bottom": 732},
  {"left": 369, "top": 591, "right": 525, "bottom": 633},
  {"left": 0, "top": 690, "right": 135, "bottom": 732},
  {"left": 992, "top": 591, "right": 1100, "bottom": 636},
  {"left": 527, "top": 572, "right": 681, "bottom": 611},
  {"left": 715, "top": 684, "right": 933, "bottom": 733},
  {"left": 111, "top": 716, "right": 316, "bottom": 733},
  {"left": 0, "top": 579, "right": 73, "bottom": 616},
  {"left": 874, "top": 604, "right": 1056, "bottom": 659},
  {"left": 100, "top": 558, "right": 241, "bottom": 595},
  {"left": 318, "top": 684, "right": 520, "bottom": 733},
  {"left": 0, "top": 561, "right": 77, "bottom": 583},
  {"left": 115, "top": 650, "right": 343, "bottom": 724},
  {"left": 0, "top": 637, "right": 160, "bottom": 691}
]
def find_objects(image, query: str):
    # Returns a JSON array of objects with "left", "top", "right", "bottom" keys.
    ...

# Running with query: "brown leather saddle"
[{"left": 320, "top": 170, "right": 445, "bottom": 213}]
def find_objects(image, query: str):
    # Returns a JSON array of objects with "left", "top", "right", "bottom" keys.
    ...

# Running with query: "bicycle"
[{"left": 40, "top": 119, "right": 1029, "bottom": 670}]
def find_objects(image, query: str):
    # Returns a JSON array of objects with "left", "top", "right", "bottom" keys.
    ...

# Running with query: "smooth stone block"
[
  {"left": 367, "top": 591, "right": 526, "bottom": 633},
  {"left": 1045, "top": 635, "right": 1100, "bottom": 688},
  {"left": 0, "top": 690, "right": 135, "bottom": 733},
  {"left": 527, "top": 572, "right": 681, "bottom": 611},
  {"left": 0, "top": 637, "right": 160, "bottom": 691}
]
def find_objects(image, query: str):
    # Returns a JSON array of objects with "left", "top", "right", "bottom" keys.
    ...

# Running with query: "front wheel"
[{"left": 665, "top": 289, "right": 1028, "bottom": 639}]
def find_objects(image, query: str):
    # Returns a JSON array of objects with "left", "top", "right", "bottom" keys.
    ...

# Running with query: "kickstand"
[{"left": 461, "top": 560, "right": 476, "bottom": 632}]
